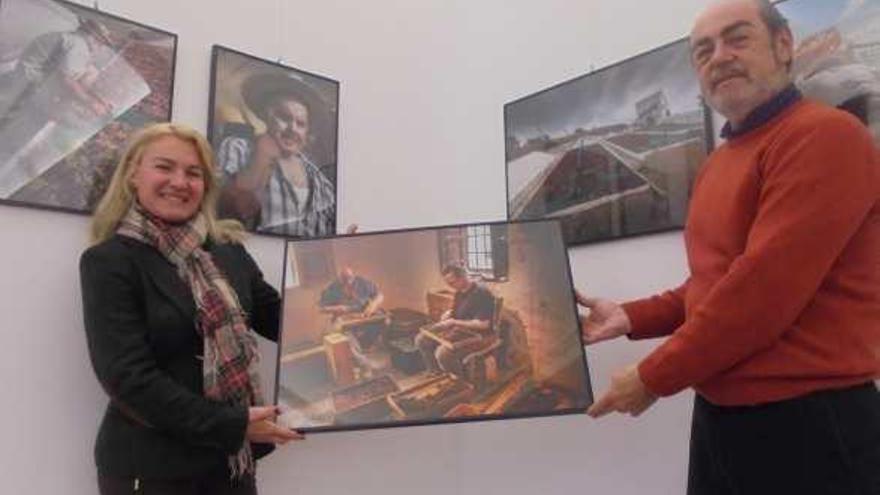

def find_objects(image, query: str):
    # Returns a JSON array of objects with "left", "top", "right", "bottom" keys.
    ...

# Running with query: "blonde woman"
[{"left": 80, "top": 123, "right": 300, "bottom": 494}]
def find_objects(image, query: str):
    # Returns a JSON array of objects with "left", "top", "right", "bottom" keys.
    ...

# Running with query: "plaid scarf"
[{"left": 117, "top": 204, "right": 264, "bottom": 478}]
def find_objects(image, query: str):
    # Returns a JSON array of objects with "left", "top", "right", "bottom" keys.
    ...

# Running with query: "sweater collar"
[{"left": 720, "top": 85, "right": 802, "bottom": 140}]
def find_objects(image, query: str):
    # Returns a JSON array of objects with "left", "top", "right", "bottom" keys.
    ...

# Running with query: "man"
[
  {"left": 0, "top": 17, "right": 114, "bottom": 192},
  {"left": 216, "top": 73, "right": 335, "bottom": 237},
  {"left": 0, "top": 17, "right": 114, "bottom": 118},
  {"left": 416, "top": 264, "right": 496, "bottom": 378},
  {"left": 579, "top": 1, "right": 880, "bottom": 494},
  {"left": 319, "top": 266, "right": 385, "bottom": 350},
  {"left": 319, "top": 266, "right": 384, "bottom": 319}
]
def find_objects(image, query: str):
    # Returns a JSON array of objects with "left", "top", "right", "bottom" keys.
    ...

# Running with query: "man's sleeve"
[
  {"left": 319, "top": 283, "right": 337, "bottom": 307},
  {"left": 59, "top": 34, "right": 90, "bottom": 79},
  {"left": 363, "top": 278, "right": 379, "bottom": 299},
  {"left": 476, "top": 289, "right": 495, "bottom": 322},
  {"left": 216, "top": 136, "right": 251, "bottom": 176},
  {"left": 638, "top": 112, "right": 879, "bottom": 397},
  {"left": 622, "top": 280, "right": 689, "bottom": 340}
]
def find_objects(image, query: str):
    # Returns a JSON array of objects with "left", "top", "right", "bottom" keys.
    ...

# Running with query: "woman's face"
[{"left": 130, "top": 135, "right": 206, "bottom": 224}]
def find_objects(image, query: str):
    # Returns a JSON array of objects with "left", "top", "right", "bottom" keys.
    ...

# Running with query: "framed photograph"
[
  {"left": 0, "top": 0, "right": 176, "bottom": 213},
  {"left": 275, "top": 219, "right": 592, "bottom": 432},
  {"left": 208, "top": 45, "right": 339, "bottom": 238},
  {"left": 778, "top": 0, "right": 880, "bottom": 145},
  {"left": 504, "top": 38, "right": 712, "bottom": 246}
]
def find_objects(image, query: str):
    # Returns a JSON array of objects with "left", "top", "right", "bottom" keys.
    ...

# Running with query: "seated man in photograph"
[
  {"left": 415, "top": 264, "right": 497, "bottom": 378},
  {"left": 319, "top": 266, "right": 385, "bottom": 349}
]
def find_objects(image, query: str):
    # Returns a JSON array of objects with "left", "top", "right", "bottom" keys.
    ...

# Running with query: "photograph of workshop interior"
[{"left": 275, "top": 220, "right": 592, "bottom": 431}]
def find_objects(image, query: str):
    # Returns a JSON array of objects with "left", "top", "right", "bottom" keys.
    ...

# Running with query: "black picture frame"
[
  {"left": 208, "top": 45, "right": 340, "bottom": 239},
  {"left": 0, "top": 0, "right": 177, "bottom": 215},
  {"left": 504, "top": 37, "right": 714, "bottom": 247},
  {"left": 274, "top": 218, "right": 593, "bottom": 433}
]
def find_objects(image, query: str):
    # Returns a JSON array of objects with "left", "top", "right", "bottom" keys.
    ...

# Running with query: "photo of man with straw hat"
[{"left": 211, "top": 46, "right": 338, "bottom": 238}]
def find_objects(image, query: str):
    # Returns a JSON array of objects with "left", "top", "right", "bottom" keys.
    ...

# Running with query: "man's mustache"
[
  {"left": 276, "top": 129, "right": 304, "bottom": 143},
  {"left": 710, "top": 64, "right": 749, "bottom": 89}
]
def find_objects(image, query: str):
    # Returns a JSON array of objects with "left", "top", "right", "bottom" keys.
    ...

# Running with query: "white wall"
[{"left": 0, "top": 0, "right": 710, "bottom": 493}]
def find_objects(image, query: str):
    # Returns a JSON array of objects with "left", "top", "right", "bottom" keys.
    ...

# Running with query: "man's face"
[
  {"left": 265, "top": 97, "right": 309, "bottom": 157},
  {"left": 339, "top": 267, "right": 355, "bottom": 286},
  {"left": 443, "top": 272, "right": 470, "bottom": 292},
  {"left": 689, "top": 0, "right": 793, "bottom": 126}
]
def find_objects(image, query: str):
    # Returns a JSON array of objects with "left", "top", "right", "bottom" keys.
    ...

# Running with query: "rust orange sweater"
[{"left": 623, "top": 99, "right": 880, "bottom": 406}]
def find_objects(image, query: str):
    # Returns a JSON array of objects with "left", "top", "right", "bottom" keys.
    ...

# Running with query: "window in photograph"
[{"left": 466, "top": 225, "right": 494, "bottom": 274}]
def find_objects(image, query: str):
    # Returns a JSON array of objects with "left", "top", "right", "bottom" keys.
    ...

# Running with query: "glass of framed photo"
[
  {"left": 208, "top": 45, "right": 339, "bottom": 238},
  {"left": 0, "top": 0, "right": 177, "bottom": 213},
  {"left": 504, "top": 38, "right": 713, "bottom": 246},
  {"left": 275, "top": 219, "right": 592, "bottom": 432}
]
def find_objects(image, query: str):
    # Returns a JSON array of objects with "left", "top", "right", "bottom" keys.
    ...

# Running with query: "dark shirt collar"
[{"left": 720, "top": 84, "right": 802, "bottom": 139}]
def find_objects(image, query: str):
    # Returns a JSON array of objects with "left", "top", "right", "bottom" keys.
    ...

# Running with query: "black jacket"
[{"left": 80, "top": 234, "right": 280, "bottom": 479}]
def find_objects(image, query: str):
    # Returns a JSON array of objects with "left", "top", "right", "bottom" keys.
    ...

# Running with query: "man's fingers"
[
  {"left": 630, "top": 395, "right": 658, "bottom": 417},
  {"left": 575, "top": 290, "right": 600, "bottom": 308},
  {"left": 581, "top": 321, "right": 609, "bottom": 345},
  {"left": 587, "top": 392, "right": 616, "bottom": 418},
  {"left": 581, "top": 324, "right": 601, "bottom": 344}
]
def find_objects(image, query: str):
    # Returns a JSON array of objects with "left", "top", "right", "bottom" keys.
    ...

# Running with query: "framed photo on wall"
[
  {"left": 504, "top": 38, "right": 713, "bottom": 246},
  {"left": 777, "top": 0, "right": 880, "bottom": 145},
  {"left": 208, "top": 45, "right": 339, "bottom": 238},
  {"left": 0, "top": 0, "right": 177, "bottom": 214},
  {"left": 274, "top": 219, "right": 592, "bottom": 432}
]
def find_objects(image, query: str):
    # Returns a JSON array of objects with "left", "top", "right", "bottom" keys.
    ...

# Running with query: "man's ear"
[{"left": 774, "top": 27, "right": 795, "bottom": 69}]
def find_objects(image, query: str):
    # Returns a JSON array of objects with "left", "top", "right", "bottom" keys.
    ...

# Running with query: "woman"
[{"left": 80, "top": 123, "right": 300, "bottom": 494}]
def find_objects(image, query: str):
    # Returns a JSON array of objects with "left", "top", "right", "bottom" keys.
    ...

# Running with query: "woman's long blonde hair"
[{"left": 89, "top": 122, "right": 246, "bottom": 245}]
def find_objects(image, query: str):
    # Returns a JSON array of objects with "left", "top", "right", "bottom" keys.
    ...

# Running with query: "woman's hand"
[{"left": 246, "top": 406, "right": 303, "bottom": 445}]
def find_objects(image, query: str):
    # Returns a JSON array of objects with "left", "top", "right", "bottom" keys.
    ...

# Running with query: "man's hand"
[
  {"left": 90, "top": 98, "right": 112, "bottom": 117},
  {"left": 576, "top": 290, "right": 632, "bottom": 344},
  {"left": 253, "top": 134, "right": 282, "bottom": 173},
  {"left": 219, "top": 182, "right": 262, "bottom": 220},
  {"left": 433, "top": 318, "right": 456, "bottom": 330},
  {"left": 320, "top": 304, "right": 352, "bottom": 316},
  {"left": 587, "top": 364, "right": 657, "bottom": 418},
  {"left": 246, "top": 406, "right": 303, "bottom": 444}
]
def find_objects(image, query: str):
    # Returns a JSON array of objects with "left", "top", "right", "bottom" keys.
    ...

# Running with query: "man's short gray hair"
[{"left": 756, "top": 0, "right": 789, "bottom": 36}]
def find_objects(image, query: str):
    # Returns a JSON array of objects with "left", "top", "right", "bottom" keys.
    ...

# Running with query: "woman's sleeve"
[
  {"left": 80, "top": 245, "right": 248, "bottom": 454},
  {"left": 238, "top": 245, "right": 281, "bottom": 342}
]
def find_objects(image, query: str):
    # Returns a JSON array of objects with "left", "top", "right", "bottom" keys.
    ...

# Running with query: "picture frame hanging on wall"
[
  {"left": 776, "top": 0, "right": 880, "bottom": 145},
  {"left": 504, "top": 38, "right": 712, "bottom": 246},
  {"left": 274, "top": 219, "right": 592, "bottom": 432},
  {"left": 208, "top": 45, "right": 339, "bottom": 238},
  {"left": 0, "top": 0, "right": 177, "bottom": 215}
]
